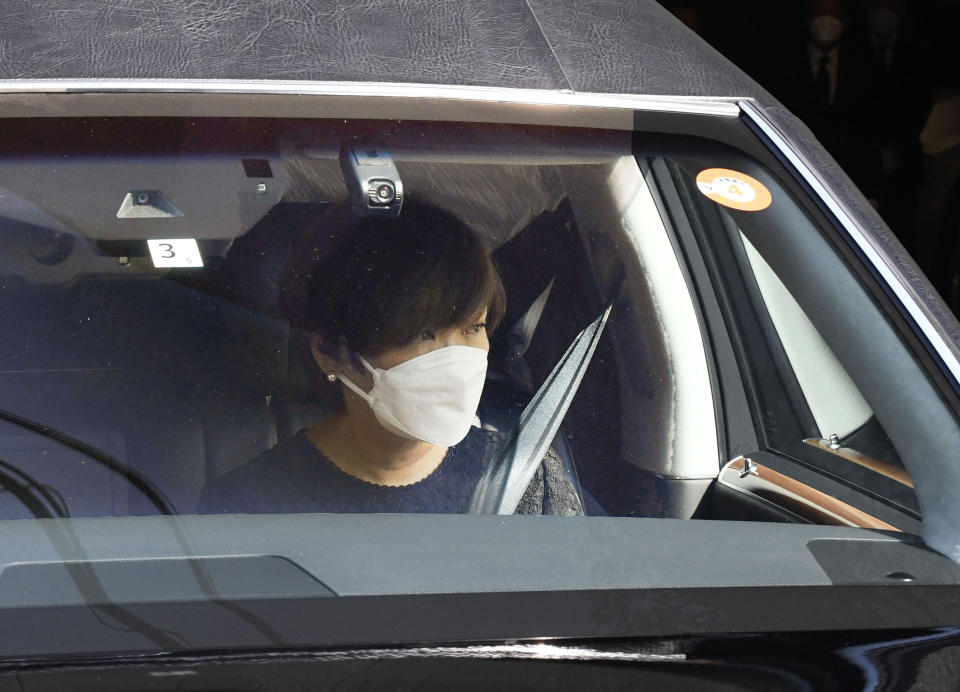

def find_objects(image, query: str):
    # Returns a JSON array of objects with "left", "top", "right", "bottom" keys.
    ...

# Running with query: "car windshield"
[
  {"left": 0, "top": 112, "right": 958, "bottom": 659},
  {"left": 0, "top": 115, "right": 920, "bottom": 517}
]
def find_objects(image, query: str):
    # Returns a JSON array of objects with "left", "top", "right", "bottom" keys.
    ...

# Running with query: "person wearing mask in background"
[
  {"left": 771, "top": 0, "right": 877, "bottom": 200},
  {"left": 853, "top": 0, "right": 935, "bottom": 254}
]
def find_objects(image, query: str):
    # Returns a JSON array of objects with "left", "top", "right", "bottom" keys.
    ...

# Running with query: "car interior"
[{"left": 0, "top": 116, "right": 924, "bottom": 527}]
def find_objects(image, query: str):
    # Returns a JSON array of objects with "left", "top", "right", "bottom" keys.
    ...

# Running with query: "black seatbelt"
[{"left": 469, "top": 301, "right": 614, "bottom": 514}]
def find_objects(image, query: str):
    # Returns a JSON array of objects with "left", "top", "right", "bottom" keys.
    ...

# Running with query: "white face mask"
[
  {"left": 337, "top": 345, "right": 488, "bottom": 446},
  {"left": 867, "top": 8, "right": 900, "bottom": 38},
  {"left": 809, "top": 15, "right": 845, "bottom": 48}
]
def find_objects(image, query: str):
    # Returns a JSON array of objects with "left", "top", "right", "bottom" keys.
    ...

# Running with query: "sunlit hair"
[{"left": 281, "top": 201, "right": 506, "bottom": 368}]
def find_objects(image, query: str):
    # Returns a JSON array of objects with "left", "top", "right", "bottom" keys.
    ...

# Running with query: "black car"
[{"left": 0, "top": 1, "right": 958, "bottom": 689}]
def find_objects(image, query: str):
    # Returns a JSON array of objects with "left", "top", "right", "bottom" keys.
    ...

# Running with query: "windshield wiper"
[{"left": 0, "top": 407, "right": 177, "bottom": 515}]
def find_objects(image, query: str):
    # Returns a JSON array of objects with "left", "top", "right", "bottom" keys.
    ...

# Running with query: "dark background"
[{"left": 659, "top": 0, "right": 960, "bottom": 314}]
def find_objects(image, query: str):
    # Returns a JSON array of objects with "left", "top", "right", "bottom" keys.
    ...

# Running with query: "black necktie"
[
  {"left": 876, "top": 40, "right": 891, "bottom": 71},
  {"left": 815, "top": 54, "right": 831, "bottom": 107}
]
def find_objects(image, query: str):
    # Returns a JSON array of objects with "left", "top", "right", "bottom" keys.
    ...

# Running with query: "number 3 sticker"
[{"left": 147, "top": 238, "right": 204, "bottom": 268}]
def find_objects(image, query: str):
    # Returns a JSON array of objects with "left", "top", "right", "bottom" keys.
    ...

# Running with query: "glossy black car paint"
[{"left": 1, "top": 630, "right": 958, "bottom": 691}]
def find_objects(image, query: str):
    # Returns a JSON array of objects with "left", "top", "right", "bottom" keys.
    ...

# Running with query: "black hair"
[{"left": 281, "top": 201, "right": 506, "bottom": 368}]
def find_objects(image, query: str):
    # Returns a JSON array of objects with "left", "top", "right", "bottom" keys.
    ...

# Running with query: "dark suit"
[
  {"left": 770, "top": 34, "right": 879, "bottom": 199},
  {"left": 849, "top": 21, "right": 935, "bottom": 252}
]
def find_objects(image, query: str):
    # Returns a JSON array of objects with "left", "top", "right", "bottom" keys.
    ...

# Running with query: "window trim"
[
  {"left": 738, "top": 98, "right": 960, "bottom": 395},
  {"left": 0, "top": 79, "right": 742, "bottom": 116}
]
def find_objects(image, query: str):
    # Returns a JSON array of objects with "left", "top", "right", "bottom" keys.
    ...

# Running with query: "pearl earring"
[{"left": 327, "top": 373, "right": 337, "bottom": 382}]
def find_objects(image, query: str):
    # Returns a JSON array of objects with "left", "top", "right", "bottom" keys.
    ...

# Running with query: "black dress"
[{"left": 198, "top": 426, "right": 584, "bottom": 516}]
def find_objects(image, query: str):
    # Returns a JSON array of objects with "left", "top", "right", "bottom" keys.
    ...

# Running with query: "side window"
[
  {"left": 652, "top": 154, "right": 925, "bottom": 527},
  {"left": 736, "top": 229, "right": 917, "bottom": 509}
]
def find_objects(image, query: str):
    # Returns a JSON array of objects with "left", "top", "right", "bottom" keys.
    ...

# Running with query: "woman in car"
[{"left": 199, "top": 202, "right": 584, "bottom": 516}]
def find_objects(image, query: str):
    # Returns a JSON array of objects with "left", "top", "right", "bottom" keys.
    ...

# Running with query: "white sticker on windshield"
[{"left": 147, "top": 238, "right": 204, "bottom": 268}]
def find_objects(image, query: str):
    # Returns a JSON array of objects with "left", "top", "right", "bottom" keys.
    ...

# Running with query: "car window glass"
[
  {"left": 0, "top": 117, "right": 720, "bottom": 522},
  {"left": 0, "top": 115, "right": 933, "bottom": 533},
  {"left": 649, "top": 154, "right": 935, "bottom": 525},
  {"left": 669, "top": 158, "right": 923, "bottom": 516},
  {"left": 736, "top": 229, "right": 915, "bottom": 493},
  {"left": 739, "top": 231, "right": 874, "bottom": 441}
]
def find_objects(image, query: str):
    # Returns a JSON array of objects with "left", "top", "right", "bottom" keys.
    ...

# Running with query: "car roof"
[{"left": 0, "top": 0, "right": 769, "bottom": 102}]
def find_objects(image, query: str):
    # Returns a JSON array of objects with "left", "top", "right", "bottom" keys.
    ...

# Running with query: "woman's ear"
[{"left": 309, "top": 336, "right": 342, "bottom": 379}]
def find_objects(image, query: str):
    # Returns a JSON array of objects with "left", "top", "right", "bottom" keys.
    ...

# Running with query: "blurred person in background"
[
  {"left": 662, "top": 0, "right": 955, "bottom": 310},
  {"left": 853, "top": 0, "right": 935, "bottom": 254},
  {"left": 770, "top": 0, "right": 877, "bottom": 200}
]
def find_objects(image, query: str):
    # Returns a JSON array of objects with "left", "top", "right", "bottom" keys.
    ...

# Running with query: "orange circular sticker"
[{"left": 696, "top": 168, "right": 772, "bottom": 212}]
